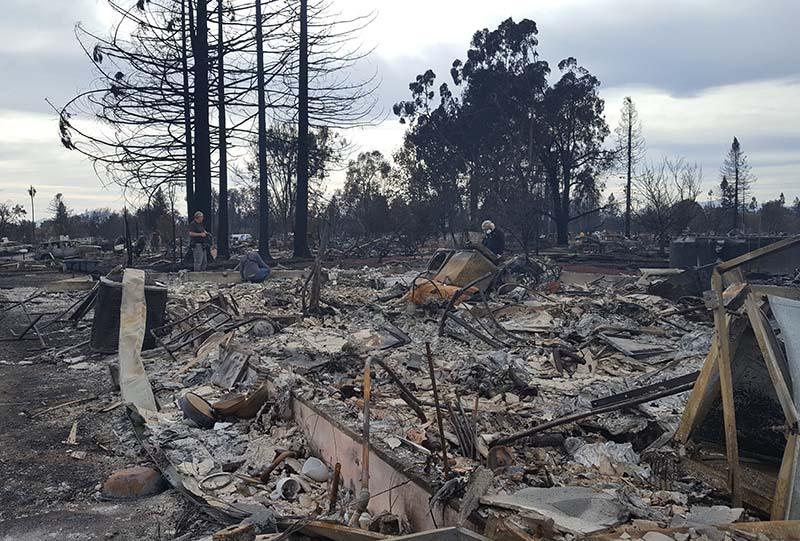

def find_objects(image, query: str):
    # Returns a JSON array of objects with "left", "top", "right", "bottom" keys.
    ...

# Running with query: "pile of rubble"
[{"left": 9, "top": 242, "right": 800, "bottom": 540}]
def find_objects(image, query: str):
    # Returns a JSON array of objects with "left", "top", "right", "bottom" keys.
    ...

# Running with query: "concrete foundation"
[
  {"left": 150, "top": 269, "right": 310, "bottom": 284},
  {"left": 291, "top": 393, "right": 470, "bottom": 532}
]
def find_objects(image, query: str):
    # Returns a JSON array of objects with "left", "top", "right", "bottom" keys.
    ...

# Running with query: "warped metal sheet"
[{"left": 769, "top": 294, "right": 800, "bottom": 519}]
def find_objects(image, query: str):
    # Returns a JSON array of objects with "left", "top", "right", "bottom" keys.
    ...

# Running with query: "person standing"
[
  {"left": 481, "top": 220, "right": 505, "bottom": 256},
  {"left": 151, "top": 230, "right": 161, "bottom": 252},
  {"left": 188, "top": 211, "right": 208, "bottom": 271}
]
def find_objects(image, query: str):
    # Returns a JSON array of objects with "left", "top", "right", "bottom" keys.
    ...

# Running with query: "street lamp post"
[{"left": 27, "top": 186, "right": 36, "bottom": 243}]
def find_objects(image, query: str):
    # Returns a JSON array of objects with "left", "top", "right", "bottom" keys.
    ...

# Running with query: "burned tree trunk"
[
  {"left": 216, "top": 0, "right": 229, "bottom": 260},
  {"left": 255, "top": 0, "right": 271, "bottom": 260},
  {"left": 193, "top": 0, "right": 212, "bottom": 221},
  {"left": 181, "top": 0, "right": 194, "bottom": 217},
  {"left": 293, "top": 0, "right": 311, "bottom": 258}
]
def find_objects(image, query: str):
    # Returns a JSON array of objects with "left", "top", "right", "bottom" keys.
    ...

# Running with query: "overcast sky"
[{"left": 1, "top": 0, "right": 798, "bottom": 219}]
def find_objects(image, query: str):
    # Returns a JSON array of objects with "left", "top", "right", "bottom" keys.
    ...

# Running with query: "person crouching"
[{"left": 239, "top": 251, "right": 270, "bottom": 283}]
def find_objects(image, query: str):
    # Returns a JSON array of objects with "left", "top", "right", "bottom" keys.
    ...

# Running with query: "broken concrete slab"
[
  {"left": 45, "top": 275, "right": 96, "bottom": 292},
  {"left": 642, "top": 532, "right": 674, "bottom": 541},
  {"left": 481, "top": 486, "right": 629, "bottom": 536},
  {"left": 600, "top": 334, "right": 672, "bottom": 358},
  {"left": 152, "top": 268, "right": 311, "bottom": 284},
  {"left": 501, "top": 311, "right": 554, "bottom": 333},
  {"left": 669, "top": 505, "right": 743, "bottom": 528}
]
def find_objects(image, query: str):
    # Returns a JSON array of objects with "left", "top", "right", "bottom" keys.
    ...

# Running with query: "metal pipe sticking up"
[
  {"left": 348, "top": 355, "right": 372, "bottom": 527},
  {"left": 328, "top": 462, "right": 341, "bottom": 514},
  {"left": 260, "top": 450, "right": 297, "bottom": 483},
  {"left": 426, "top": 342, "right": 450, "bottom": 479}
]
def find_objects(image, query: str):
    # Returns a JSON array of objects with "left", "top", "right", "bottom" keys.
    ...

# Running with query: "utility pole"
[
  {"left": 27, "top": 186, "right": 36, "bottom": 244},
  {"left": 255, "top": 0, "right": 271, "bottom": 259},
  {"left": 216, "top": 0, "right": 229, "bottom": 259},
  {"left": 293, "top": 0, "right": 311, "bottom": 258}
]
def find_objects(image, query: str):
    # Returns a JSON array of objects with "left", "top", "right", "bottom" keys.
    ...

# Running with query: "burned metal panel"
[
  {"left": 768, "top": 295, "right": 800, "bottom": 519},
  {"left": 431, "top": 250, "right": 497, "bottom": 291}
]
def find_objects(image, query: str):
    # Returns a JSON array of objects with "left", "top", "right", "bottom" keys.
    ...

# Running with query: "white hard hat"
[{"left": 481, "top": 220, "right": 495, "bottom": 231}]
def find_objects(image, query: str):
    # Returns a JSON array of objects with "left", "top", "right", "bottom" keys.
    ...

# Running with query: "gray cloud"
[
  {"left": 0, "top": 0, "right": 103, "bottom": 114},
  {"left": 1, "top": 0, "right": 797, "bottom": 212},
  {"left": 536, "top": 0, "right": 799, "bottom": 95},
  {"left": 359, "top": 0, "right": 799, "bottom": 115}
]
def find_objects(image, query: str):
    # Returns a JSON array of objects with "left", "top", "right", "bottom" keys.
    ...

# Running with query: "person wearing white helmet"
[{"left": 481, "top": 219, "right": 505, "bottom": 256}]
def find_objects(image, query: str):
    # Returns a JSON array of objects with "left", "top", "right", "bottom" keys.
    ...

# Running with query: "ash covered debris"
[{"left": 3, "top": 240, "right": 800, "bottom": 541}]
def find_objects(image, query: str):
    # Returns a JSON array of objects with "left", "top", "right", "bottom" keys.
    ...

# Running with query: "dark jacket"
[
  {"left": 483, "top": 228, "right": 505, "bottom": 256},
  {"left": 189, "top": 221, "right": 207, "bottom": 246},
  {"left": 240, "top": 252, "right": 270, "bottom": 281}
]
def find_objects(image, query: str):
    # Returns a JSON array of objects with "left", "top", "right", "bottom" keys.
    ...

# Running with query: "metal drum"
[{"left": 90, "top": 276, "right": 168, "bottom": 353}]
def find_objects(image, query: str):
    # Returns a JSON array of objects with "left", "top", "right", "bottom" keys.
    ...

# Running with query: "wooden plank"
[
  {"left": 745, "top": 292, "right": 799, "bottom": 424},
  {"left": 772, "top": 434, "right": 799, "bottom": 520},
  {"left": 682, "top": 457, "right": 774, "bottom": 515},
  {"left": 711, "top": 270, "right": 742, "bottom": 506},
  {"left": 717, "top": 235, "right": 800, "bottom": 273},
  {"left": 274, "top": 520, "right": 388, "bottom": 541},
  {"left": 675, "top": 341, "right": 719, "bottom": 444},
  {"left": 484, "top": 515, "right": 541, "bottom": 541},
  {"left": 590, "top": 521, "right": 800, "bottom": 541},
  {"left": 730, "top": 520, "right": 800, "bottom": 539}
]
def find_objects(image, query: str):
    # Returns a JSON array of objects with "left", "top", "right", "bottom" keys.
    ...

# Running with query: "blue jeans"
[
  {"left": 248, "top": 267, "right": 270, "bottom": 283},
  {"left": 192, "top": 244, "right": 207, "bottom": 271}
]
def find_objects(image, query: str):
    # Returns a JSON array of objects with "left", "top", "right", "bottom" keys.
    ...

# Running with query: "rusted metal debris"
[
  {"left": 259, "top": 450, "right": 297, "bottom": 483},
  {"left": 373, "top": 356, "right": 428, "bottom": 423},
  {"left": 427, "top": 342, "right": 450, "bottom": 479},
  {"left": 151, "top": 303, "right": 232, "bottom": 361},
  {"left": 492, "top": 378, "right": 697, "bottom": 447}
]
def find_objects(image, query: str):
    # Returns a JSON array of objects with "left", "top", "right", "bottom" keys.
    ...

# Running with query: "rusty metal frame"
[{"left": 150, "top": 304, "right": 232, "bottom": 362}]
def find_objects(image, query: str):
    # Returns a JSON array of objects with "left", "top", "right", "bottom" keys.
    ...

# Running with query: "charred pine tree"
[
  {"left": 57, "top": 1, "right": 196, "bottom": 204},
  {"left": 193, "top": 0, "right": 212, "bottom": 223},
  {"left": 614, "top": 97, "right": 645, "bottom": 238},
  {"left": 181, "top": 0, "right": 195, "bottom": 217}
]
